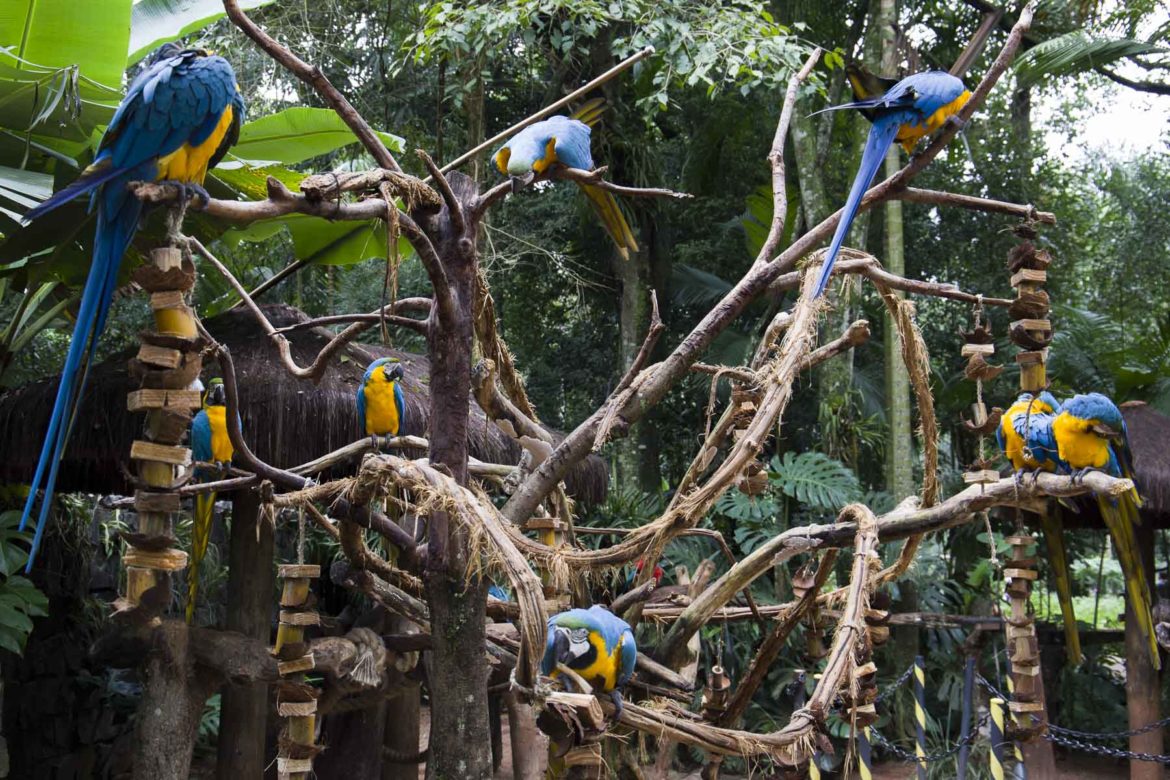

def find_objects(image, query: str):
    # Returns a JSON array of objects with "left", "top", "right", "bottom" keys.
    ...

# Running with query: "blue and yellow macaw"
[
  {"left": 17, "top": 44, "right": 244, "bottom": 570},
  {"left": 997, "top": 391, "right": 1082, "bottom": 664},
  {"left": 494, "top": 99, "right": 638, "bottom": 260},
  {"left": 1054, "top": 392, "right": 1159, "bottom": 669},
  {"left": 541, "top": 605, "right": 637, "bottom": 720},
  {"left": 357, "top": 357, "right": 406, "bottom": 439},
  {"left": 812, "top": 70, "right": 970, "bottom": 297},
  {"left": 187, "top": 378, "right": 236, "bottom": 624}
]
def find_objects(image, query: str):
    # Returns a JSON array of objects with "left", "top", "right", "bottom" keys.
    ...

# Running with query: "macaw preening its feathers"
[
  {"left": 1054, "top": 392, "right": 1160, "bottom": 669},
  {"left": 187, "top": 378, "right": 236, "bottom": 623},
  {"left": 494, "top": 99, "right": 639, "bottom": 260},
  {"left": 542, "top": 605, "right": 637, "bottom": 719},
  {"left": 18, "top": 44, "right": 244, "bottom": 570},
  {"left": 358, "top": 357, "right": 406, "bottom": 438},
  {"left": 812, "top": 69, "right": 970, "bottom": 297},
  {"left": 997, "top": 391, "right": 1082, "bottom": 664}
]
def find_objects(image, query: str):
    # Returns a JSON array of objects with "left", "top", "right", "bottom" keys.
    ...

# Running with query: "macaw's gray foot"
[
  {"left": 1030, "top": 469, "right": 1044, "bottom": 488},
  {"left": 609, "top": 689, "right": 625, "bottom": 723},
  {"left": 157, "top": 180, "right": 209, "bottom": 208},
  {"left": 945, "top": 113, "right": 968, "bottom": 132}
]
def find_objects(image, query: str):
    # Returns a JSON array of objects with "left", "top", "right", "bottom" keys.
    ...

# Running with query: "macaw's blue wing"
[
  {"left": 1017, "top": 413, "right": 1063, "bottom": 472},
  {"left": 394, "top": 381, "right": 406, "bottom": 435},
  {"left": 617, "top": 628, "right": 637, "bottom": 689},
  {"left": 191, "top": 409, "right": 213, "bottom": 465},
  {"left": 356, "top": 382, "right": 367, "bottom": 435},
  {"left": 18, "top": 46, "right": 243, "bottom": 571},
  {"left": 189, "top": 407, "right": 214, "bottom": 624}
]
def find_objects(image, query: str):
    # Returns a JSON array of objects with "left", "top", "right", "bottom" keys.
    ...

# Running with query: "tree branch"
[
  {"left": 499, "top": 4, "right": 1037, "bottom": 526},
  {"left": 222, "top": 0, "right": 402, "bottom": 172},
  {"left": 896, "top": 187, "right": 1056, "bottom": 223},
  {"left": 1096, "top": 66, "right": 1170, "bottom": 96},
  {"left": 768, "top": 250, "right": 1015, "bottom": 306},
  {"left": 549, "top": 167, "right": 692, "bottom": 200},
  {"left": 415, "top": 149, "right": 465, "bottom": 235},
  {"left": 759, "top": 48, "right": 822, "bottom": 266}
]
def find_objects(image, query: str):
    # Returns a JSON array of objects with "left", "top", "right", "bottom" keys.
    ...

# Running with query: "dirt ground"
[{"left": 419, "top": 707, "right": 1156, "bottom": 778}]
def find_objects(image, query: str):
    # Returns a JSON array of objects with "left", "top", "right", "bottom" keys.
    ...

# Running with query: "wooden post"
[
  {"left": 120, "top": 246, "right": 201, "bottom": 616},
  {"left": 215, "top": 489, "right": 274, "bottom": 780},
  {"left": 274, "top": 563, "right": 321, "bottom": 780},
  {"left": 1127, "top": 521, "right": 1163, "bottom": 780}
]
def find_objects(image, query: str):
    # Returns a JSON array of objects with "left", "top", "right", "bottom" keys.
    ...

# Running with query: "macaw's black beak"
[
  {"left": 207, "top": 383, "right": 226, "bottom": 406},
  {"left": 551, "top": 629, "right": 572, "bottom": 666},
  {"left": 510, "top": 171, "right": 534, "bottom": 194},
  {"left": 386, "top": 363, "right": 405, "bottom": 382},
  {"left": 1092, "top": 423, "right": 1120, "bottom": 438}
]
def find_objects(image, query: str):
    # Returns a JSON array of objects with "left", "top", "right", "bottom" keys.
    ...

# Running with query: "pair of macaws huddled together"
[{"left": 999, "top": 390, "right": 1158, "bottom": 668}]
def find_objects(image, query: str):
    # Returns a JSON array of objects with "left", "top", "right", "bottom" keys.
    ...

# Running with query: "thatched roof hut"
[{"left": 0, "top": 304, "right": 607, "bottom": 505}]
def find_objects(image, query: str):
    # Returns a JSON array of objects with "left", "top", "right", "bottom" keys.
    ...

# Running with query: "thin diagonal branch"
[
  {"left": 415, "top": 149, "right": 465, "bottom": 236},
  {"left": 759, "top": 48, "right": 822, "bottom": 266},
  {"left": 222, "top": 0, "right": 402, "bottom": 172}
]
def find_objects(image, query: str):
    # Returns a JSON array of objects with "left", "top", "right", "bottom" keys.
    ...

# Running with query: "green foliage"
[
  {"left": 226, "top": 107, "right": 404, "bottom": 166},
  {"left": 128, "top": 0, "right": 277, "bottom": 64},
  {"left": 0, "top": 511, "right": 49, "bottom": 655},
  {"left": 768, "top": 451, "right": 861, "bottom": 511},
  {"left": 1015, "top": 30, "right": 1164, "bottom": 86},
  {"left": 409, "top": 0, "right": 814, "bottom": 110}
]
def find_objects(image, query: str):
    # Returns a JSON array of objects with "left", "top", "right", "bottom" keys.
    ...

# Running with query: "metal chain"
[
  {"left": 869, "top": 713, "right": 991, "bottom": 763},
  {"left": 875, "top": 663, "right": 916, "bottom": 704},
  {"left": 1044, "top": 730, "right": 1170, "bottom": 764},
  {"left": 978, "top": 673, "right": 1170, "bottom": 743}
]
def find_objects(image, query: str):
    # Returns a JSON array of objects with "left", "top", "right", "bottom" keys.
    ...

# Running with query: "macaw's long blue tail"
[
  {"left": 812, "top": 117, "right": 901, "bottom": 298},
  {"left": 1100, "top": 493, "right": 1160, "bottom": 670},
  {"left": 19, "top": 182, "right": 141, "bottom": 571}
]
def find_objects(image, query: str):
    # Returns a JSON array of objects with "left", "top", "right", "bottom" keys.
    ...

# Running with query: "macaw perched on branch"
[
  {"left": 1054, "top": 392, "right": 1160, "bottom": 669},
  {"left": 998, "top": 391, "right": 1082, "bottom": 665},
  {"left": 812, "top": 69, "right": 970, "bottom": 297},
  {"left": 187, "top": 378, "right": 236, "bottom": 624},
  {"left": 493, "top": 99, "right": 639, "bottom": 260},
  {"left": 542, "top": 605, "right": 637, "bottom": 720},
  {"left": 357, "top": 357, "right": 406, "bottom": 441},
  {"left": 17, "top": 44, "right": 244, "bottom": 570}
]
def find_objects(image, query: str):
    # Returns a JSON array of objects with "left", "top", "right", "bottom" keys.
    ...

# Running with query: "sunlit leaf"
[{"left": 128, "top": 0, "right": 277, "bottom": 64}]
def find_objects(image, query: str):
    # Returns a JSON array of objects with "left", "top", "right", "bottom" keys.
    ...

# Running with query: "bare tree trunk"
[
  {"left": 134, "top": 624, "right": 217, "bottom": 780},
  {"left": 877, "top": 0, "right": 914, "bottom": 501},
  {"left": 425, "top": 173, "right": 493, "bottom": 780},
  {"left": 216, "top": 489, "right": 274, "bottom": 779},
  {"left": 318, "top": 704, "right": 388, "bottom": 778}
]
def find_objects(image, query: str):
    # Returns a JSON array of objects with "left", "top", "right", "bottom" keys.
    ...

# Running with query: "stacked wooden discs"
[
  {"left": 959, "top": 303, "right": 1003, "bottom": 488},
  {"left": 117, "top": 247, "right": 204, "bottom": 615},
  {"left": 1006, "top": 227, "right": 1053, "bottom": 393},
  {"left": 274, "top": 564, "right": 322, "bottom": 780},
  {"left": 1002, "top": 535, "right": 1046, "bottom": 738},
  {"left": 847, "top": 590, "right": 890, "bottom": 730}
]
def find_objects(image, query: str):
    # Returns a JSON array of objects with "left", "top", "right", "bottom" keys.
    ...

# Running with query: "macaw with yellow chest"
[
  {"left": 997, "top": 391, "right": 1083, "bottom": 664},
  {"left": 812, "top": 69, "right": 970, "bottom": 297},
  {"left": 1054, "top": 392, "right": 1159, "bottom": 668},
  {"left": 494, "top": 99, "right": 639, "bottom": 260},
  {"left": 17, "top": 43, "right": 244, "bottom": 570},
  {"left": 187, "top": 378, "right": 237, "bottom": 623},
  {"left": 542, "top": 605, "right": 637, "bottom": 720},
  {"left": 358, "top": 357, "right": 406, "bottom": 441}
]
